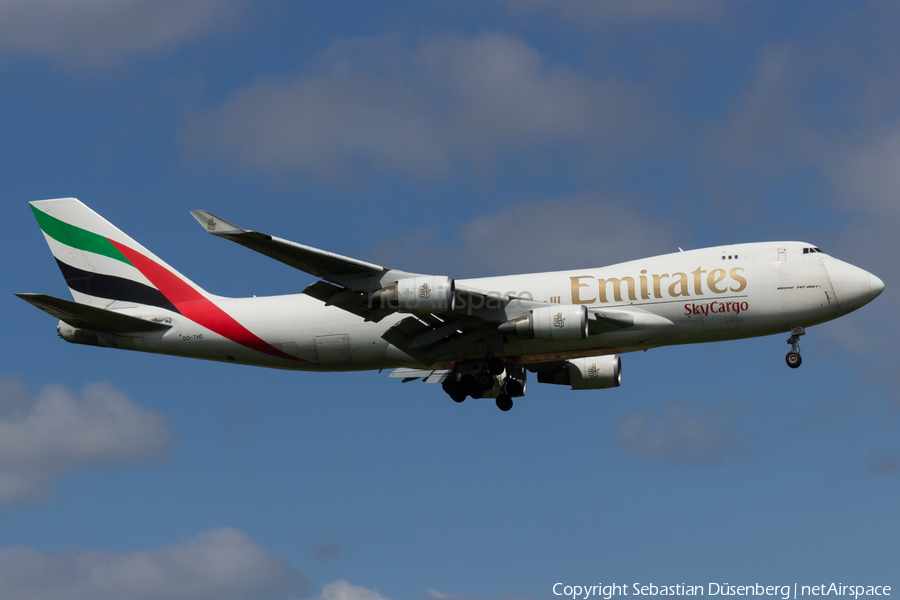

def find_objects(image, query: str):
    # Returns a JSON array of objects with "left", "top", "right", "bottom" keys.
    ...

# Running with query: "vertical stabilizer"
[{"left": 30, "top": 198, "right": 207, "bottom": 310}]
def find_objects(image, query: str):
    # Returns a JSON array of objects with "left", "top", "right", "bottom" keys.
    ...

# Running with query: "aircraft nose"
[
  {"left": 825, "top": 258, "right": 883, "bottom": 313},
  {"left": 870, "top": 273, "right": 885, "bottom": 298}
]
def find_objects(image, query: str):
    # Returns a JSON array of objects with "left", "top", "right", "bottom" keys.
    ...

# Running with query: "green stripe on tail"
[{"left": 30, "top": 204, "right": 131, "bottom": 265}]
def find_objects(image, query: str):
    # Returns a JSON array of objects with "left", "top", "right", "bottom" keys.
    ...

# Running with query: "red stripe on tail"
[{"left": 110, "top": 240, "right": 301, "bottom": 361}]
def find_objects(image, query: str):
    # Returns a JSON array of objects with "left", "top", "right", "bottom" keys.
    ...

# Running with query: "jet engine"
[
  {"left": 370, "top": 276, "right": 455, "bottom": 313},
  {"left": 536, "top": 355, "right": 621, "bottom": 390},
  {"left": 498, "top": 305, "right": 588, "bottom": 341}
]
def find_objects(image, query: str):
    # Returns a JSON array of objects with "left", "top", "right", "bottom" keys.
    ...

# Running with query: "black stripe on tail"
[{"left": 55, "top": 259, "right": 179, "bottom": 313}]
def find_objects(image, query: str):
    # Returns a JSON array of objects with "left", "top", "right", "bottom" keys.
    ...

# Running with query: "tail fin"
[{"left": 30, "top": 198, "right": 208, "bottom": 311}]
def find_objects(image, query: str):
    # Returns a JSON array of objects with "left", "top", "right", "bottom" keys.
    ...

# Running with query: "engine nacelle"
[
  {"left": 536, "top": 355, "right": 621, "bottom": 390},
  {"left": 371, "top": 276, "right": 455, "bottom": 313},
  {"left": 498, "top": 305, "right": 588, "bottom": 341}
]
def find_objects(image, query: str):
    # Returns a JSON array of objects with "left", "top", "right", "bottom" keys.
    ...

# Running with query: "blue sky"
[{"left": 2, "top": 1, "right": 898, "bottom": 598}]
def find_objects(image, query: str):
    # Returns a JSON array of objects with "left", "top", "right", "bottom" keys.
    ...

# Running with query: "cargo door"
[{"left": 314, "top": 334, "right": 352, "bottom": 365}]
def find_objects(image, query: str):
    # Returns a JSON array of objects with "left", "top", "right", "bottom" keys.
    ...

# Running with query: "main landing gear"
[
  {"left": 441, "top": 369, "right": 493, "bottom": 402},
  {"left": 484, "top": 356, "right": 513, "bottom": 411},
  {"left": 442, "top": 358, "right": 523, "bottom": 411},
  {"left": 441, "top": 376, "right": 467, "bottom": 403},
  {"left": 785, "top": 326, "right": 804, "bottom": 369}
]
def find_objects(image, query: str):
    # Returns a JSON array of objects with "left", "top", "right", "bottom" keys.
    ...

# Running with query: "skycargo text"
[{"left": 552, "top": 583, "right": 891, "bottom": 600}]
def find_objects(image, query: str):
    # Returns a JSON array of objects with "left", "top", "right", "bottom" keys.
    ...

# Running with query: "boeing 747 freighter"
[{"left": 18, "top": 198, "right": 883, "bottom": 411}]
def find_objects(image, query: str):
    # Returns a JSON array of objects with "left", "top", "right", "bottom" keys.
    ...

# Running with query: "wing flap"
[
  {"left": 301, "top": 281, "right": 395, "bottom": 322},
  {"left": 408, "top": 316, "right": 481, "bottom": 348},
  {"left": 381, "top": 316, "right": 433, "bottom": 365},
  {"left": 16, "top": 293, "right": 172, "bottom": 333},
  {"left": 388, "top": 368, "right": 452, "bottom": 383}
]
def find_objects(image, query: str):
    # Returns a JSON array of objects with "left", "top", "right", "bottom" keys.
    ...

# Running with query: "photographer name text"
[{"left": 552, "top": 583, "right": 891, "bottom": 600}]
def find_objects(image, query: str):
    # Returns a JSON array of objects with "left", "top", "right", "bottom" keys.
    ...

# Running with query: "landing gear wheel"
[
  {"left": 495, "top": 394, "right": 513, "bottom": 412},
  {"left": 785, "top": 351, "right": 802, "bottom": 369},
  {"left": 504, "top": 379, "right": 524, "bottom": 398},
  {"left": 785, "top": 328, "right": 804, "bottom": 369},
  {"left": 486, "top": 357, "right": 505, "bottom": 376},
  {"left": 441, "top": 377, "right": 460, "bottom": 396},
  {"left": 450, "top": 392, "right": 466, "bottom": 403},
  {"left": 459, "top": 374, "right": 478, "bottom": 397},
  {"left": 475, "top": 370, "right": 494, "bottom": 391}
]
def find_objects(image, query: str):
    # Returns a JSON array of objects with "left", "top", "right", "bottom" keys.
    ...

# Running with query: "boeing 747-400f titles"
[{"left": 18, "top": 198, "right": 884, "bottom": 411}]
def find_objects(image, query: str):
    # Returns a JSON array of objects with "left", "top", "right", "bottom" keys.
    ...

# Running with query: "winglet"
[{"left": 189, "top": 210, "right": 246, "bottom": 236}]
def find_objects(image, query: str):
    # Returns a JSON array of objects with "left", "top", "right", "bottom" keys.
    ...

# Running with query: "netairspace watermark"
[{"left": 552, "top": 584, "right": 892, "bottom": 600}]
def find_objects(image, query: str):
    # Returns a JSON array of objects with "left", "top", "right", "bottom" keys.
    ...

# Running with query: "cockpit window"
[{"left": 804, "top": 247, "right": 825, "bottom": 254}]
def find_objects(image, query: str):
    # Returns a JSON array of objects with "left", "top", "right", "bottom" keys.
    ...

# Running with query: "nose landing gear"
[{"left": 785, "top": 326, "right": 804, "bottom": 369}]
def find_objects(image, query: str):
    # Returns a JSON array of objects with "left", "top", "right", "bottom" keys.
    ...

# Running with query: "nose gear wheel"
[{"left": 785, "top": 327, "right": 804, "bottom": 369}]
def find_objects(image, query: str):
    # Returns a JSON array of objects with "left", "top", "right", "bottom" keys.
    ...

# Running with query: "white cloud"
[
  {"left": 422, "top": 590, "right": 531, "bottom": 600},
  {"left": 0, "top": 0, "right": 242, "bottom": 66},
  {"left": 320, "top": 581, "right": 391, "bottom": 600},
  {"left": 185, "top": 33, "right": 665, "bottom": 179},
  {"left": 616, "top": 400, "right": 745, "bottom": 466},
  {"left": 0, "top": 528, "right": 306, "bottom": 600},
  {"left": 0, "top": 530, "right": 525, "bottom": 600},
  {"left": 314, "top": 582, "right": 530, "bottom": 600},
  {"left": 366, "top": 193, "right": 680, "bottom": 277},
  {"left": 0, "top": 376, "right": 171, "bottom": 504}
]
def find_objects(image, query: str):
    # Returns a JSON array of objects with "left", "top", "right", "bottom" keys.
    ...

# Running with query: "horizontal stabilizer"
[{"left": 16, "top": 293, "right": 172, "bottom": 333}]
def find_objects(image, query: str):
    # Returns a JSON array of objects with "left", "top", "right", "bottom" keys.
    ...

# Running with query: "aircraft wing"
[
  {"left": 190, "top": 210, "right": 514, "bottom": 321},
  {"left": 16, "top": 293, "right": 172, "bottom": 333},
  {"left": 187, "top": 211, "right": 604, "bottom": 365},
  {"left": 190, "top": 211, "right": 386, "bottom": 284}
]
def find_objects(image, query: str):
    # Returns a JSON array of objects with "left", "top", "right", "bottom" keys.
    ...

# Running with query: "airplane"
[{"left": 18, "top": 198, "right": 884, "bottom": 411}]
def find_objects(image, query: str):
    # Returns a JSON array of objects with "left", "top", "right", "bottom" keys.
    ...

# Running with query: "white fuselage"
[{"left": 79, "top": 241, "right": 881, "bottom": 371}]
